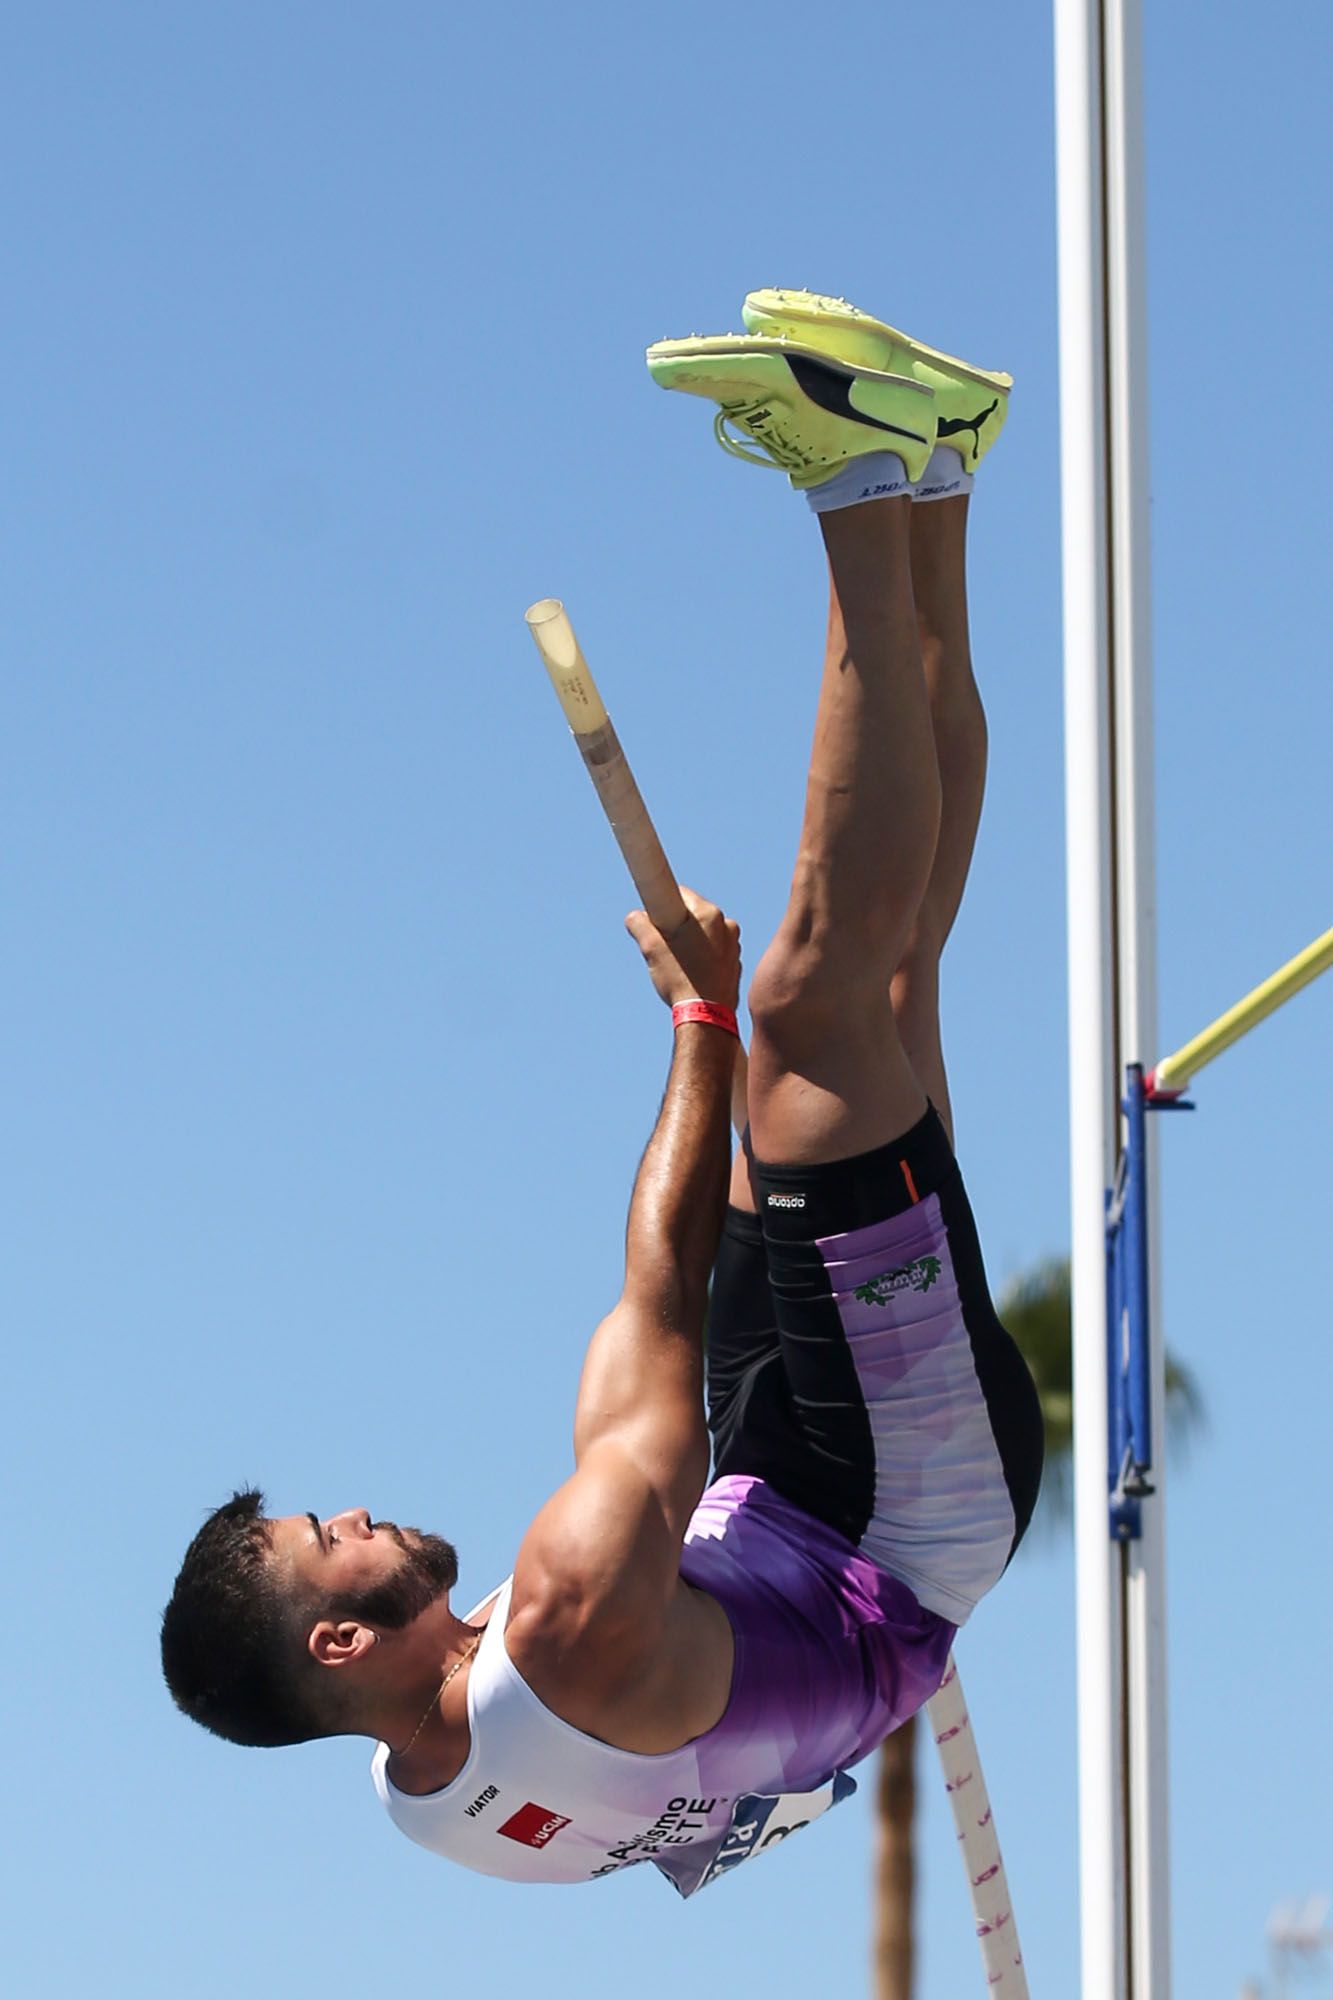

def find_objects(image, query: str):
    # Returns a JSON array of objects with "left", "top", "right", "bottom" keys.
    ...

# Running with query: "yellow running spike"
[
  {"left": 742, "top": 290, "right": 1012, "bottom": 471},
  {"left": 646, "top": 334, "right": 937, "bottom": 487}
]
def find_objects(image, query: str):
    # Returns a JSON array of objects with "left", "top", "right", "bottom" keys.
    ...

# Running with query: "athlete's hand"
[{"left": 625, "top": 887, "right": 741, "bottom": 1010}]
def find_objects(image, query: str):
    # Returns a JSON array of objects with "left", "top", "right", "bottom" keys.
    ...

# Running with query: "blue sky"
[{"left": 6, "top": 4, "right": 1330, "bottom": 1996}]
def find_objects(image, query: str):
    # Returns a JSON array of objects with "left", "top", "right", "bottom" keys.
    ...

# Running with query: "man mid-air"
[{"left": 162, "top": 288, "right": 1043, "bottom": 1897}]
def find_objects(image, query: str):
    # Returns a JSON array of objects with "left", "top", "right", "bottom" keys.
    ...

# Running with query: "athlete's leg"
[
  {"left": 709, "top": 496, "right": 931, "bottom": 1496},
  {"left": 708, "top": 494, "right": 935, "bottom": 1504},
  {"left": 745, "top": 495, "right": 936, "bottom": 1164},
  {"left": 710, "top": 493, "right": 983, "bottom": 1468},
  {"left": 732, "top": 487, "right": 1041, "bottom": 1604},
  {"left": 891, "top": 494, "right": 986, "bottom": 1144},
  {"left": 726, "top": 493, "right": 982, "bottom": 1172},
  {"left": 721, "top": 492, "right": 982, "bottom": 1212}
]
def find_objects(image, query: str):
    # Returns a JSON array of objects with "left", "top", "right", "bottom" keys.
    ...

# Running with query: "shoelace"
[{"left": 712, "top": 410, "right": 788, "bottom": 470}]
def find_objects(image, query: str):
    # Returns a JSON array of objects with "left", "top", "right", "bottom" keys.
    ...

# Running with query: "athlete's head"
[{"left": 161, "top": 1490, "right": 459, "bottom": 1747}]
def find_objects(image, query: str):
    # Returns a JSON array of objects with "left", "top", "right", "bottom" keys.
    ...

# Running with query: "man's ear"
[{"left": 307, "top": 1620, "right": 378, "bottom": 1671}]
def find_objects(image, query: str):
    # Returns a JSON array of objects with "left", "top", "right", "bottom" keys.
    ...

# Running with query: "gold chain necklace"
[{"left": 394, "top": 1632, "right": 482, "bottom": 1761}]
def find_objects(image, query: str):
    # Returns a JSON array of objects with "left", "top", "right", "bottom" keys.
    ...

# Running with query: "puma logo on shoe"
[{"left": 936, "top": 399, "right": 999, "bottom": 462}]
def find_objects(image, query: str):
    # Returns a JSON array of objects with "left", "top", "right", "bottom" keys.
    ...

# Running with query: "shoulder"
[
  {"left": 506, "top": 1543, "right": 662, "bottom": 1706},
  {"left": 506, "top": 1440, "right": 689, "bottom": 1705},
  {"left": 506, "top": 1572, "right": 734, "bottom": 1751},
  {"left": 513, "top": 1437, "right": 682, "bottom": 1632}
]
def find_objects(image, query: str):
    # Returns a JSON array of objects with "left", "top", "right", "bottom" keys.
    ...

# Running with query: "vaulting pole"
[
  {"left": 525, "top": 598, "right": 691, "bottom": 937},
  {"left": 525, "top": 597, "right": 748, "bottom": 1134}
]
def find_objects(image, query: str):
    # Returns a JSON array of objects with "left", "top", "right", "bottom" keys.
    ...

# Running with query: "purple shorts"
[{"left": 707, "top": 1103, "right": 1043, "bottom": 1624}]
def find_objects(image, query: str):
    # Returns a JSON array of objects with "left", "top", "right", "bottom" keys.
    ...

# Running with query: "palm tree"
[{"left": 871, "top": 1257, "right": 1201, "bottom": 2000}]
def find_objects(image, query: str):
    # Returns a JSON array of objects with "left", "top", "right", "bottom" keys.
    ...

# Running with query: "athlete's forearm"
[{"left": 623, "top": 1025, "right": 734, "bottom": 1325}]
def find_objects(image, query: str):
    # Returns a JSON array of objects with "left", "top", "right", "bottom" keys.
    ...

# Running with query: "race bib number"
[{"left": 695, "top": 1771, "right": 857, "bottom": 1892}]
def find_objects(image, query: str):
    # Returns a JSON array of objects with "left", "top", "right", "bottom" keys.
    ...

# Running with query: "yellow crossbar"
[{"left": 1152, "top": 927, "right": 1333, "bottom": 1093}]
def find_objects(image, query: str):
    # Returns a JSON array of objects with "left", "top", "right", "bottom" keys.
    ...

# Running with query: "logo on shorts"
[
  {"left": 498, "top": 1802, "right": 571, "bottom": 1849},
  {"left": 766, "top": 1192, "right": 806, "bottom": 1210},
  {"left": 853, "top": 1254, "right": 943, "bottom": 1306}
]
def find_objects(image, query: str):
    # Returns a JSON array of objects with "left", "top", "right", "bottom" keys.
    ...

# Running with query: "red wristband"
[{"left": 671, "top": 999, "right": 740, "bottom": 1039}]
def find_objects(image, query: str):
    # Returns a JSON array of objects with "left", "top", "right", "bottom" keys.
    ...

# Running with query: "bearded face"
[{"left": 325, "top": 1523, "right": 459, "bottom": 1628}]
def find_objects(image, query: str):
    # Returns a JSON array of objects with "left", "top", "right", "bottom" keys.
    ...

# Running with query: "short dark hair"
[{"left": 161, "top": 1488, "right": 330, "bottom": 1748}]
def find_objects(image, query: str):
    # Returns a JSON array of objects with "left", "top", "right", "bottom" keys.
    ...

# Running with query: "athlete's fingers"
[{"left": 678, "top": 884, "right": 723, "bottom": 930}]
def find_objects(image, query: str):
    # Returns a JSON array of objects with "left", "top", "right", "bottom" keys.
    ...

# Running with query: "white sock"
[
  {"left": 911, "top": 444, "right": 974, "bottom": 503},
  {"left": 803, "top": 450, "right": 913, "bottom": 514}
]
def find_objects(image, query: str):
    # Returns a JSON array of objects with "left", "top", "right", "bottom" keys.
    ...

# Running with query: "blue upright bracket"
[{"left": 1104, "top": 1062, "right": 1193, "bottom": 1539}]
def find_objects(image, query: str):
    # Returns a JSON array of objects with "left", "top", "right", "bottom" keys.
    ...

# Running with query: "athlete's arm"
[{"left": 509, "top": 892, "right": 739, "bottom": 1695}]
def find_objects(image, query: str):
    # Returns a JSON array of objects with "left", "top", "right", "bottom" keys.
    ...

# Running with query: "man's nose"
[{"left": 330, "top": 1508, "right": 374, "bottom": 1538}]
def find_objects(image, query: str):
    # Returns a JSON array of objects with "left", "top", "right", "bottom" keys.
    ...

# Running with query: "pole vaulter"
[
  {"left": 160, "top": 291, "right": 1042, "bottom": 1979},
  {"left": 530, "top": 596, "right": 1031, "bottom": 1994}
]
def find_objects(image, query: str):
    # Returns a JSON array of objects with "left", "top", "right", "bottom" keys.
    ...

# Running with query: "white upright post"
[
  {"left": 1054, "top": 2, "right": 1123, "bottom": 1993},
  {"left": 1055, "top": 1, "right": 1168, "bottom": 1996},
  {"left": 1102, "top": 4, "right": 1170, "bottom": 1993}
]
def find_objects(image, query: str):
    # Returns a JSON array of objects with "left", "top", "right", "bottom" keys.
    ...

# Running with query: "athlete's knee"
[
  {"left": 890, "top": 909, "right": 953, "bottom": 1012},
  {"left": 749, "top": 927, "right": 886, "bottom": 1045}
]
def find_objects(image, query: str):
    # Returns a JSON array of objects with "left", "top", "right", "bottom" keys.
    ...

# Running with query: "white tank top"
[
  {"left": 370, "top": 1577, "right": 734, "bottom": 1889},
  {"left": 369, "top": 1477, "right": 954, "bottom": 1895}
]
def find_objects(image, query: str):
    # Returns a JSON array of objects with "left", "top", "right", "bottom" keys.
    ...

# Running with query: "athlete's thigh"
[
  {"left": 747, "top": 984, "right": 928, "bottom": 1170},
  {"left": 706, "top": 1207, "right": 789, "bottom": 1475},
  {"left": 707, "top": 1194, "right": 880, "bottom": 1541}
]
